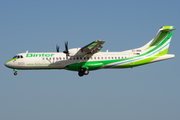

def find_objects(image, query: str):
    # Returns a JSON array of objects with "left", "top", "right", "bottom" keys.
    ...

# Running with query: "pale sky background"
[{"left": 0, "top": 0, "right": 180, "bottom": 120}]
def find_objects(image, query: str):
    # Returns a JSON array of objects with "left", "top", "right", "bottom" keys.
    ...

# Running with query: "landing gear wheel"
[
  {"left": 78, "top": 67, "right": 89, "bottom": 77},
  {"left": 14, "top": 71, "right": 17, "bottom": 76},
  {"left": 78, "top": 71, "right": 84, "bottom": 77},
  {"left": 84, "top": 70, "right": 89, "bottom": 75}
]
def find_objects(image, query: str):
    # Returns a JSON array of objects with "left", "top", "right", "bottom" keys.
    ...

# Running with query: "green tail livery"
[{"left": 5, "top": 26, "right": 175, "bottom": 77}]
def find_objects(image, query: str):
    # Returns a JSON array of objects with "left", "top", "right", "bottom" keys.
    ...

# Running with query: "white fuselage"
[
  {"left": 5, "top": 51, "right": 175, "bottom": 70},
  {"left": 6, "top": 51, "right": 131, "bottom": 69}
]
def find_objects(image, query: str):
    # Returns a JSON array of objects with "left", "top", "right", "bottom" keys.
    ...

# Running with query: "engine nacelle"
[{"left": 68, "top": 48, "right": 88, "bottom": 56}]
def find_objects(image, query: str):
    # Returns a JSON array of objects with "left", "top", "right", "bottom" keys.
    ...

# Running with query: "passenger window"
[
  {"left": 63, "top": 57, "right": 65, "bottom": 60},
  {"left": 118, "top": 57, "right": 120, "bottom": 59},
  {"left": 80, "top": 57, "right": 82, "bottom": 60},
  {"left": 77, "top": 57, "right": 79, "bottom": 60},
  {"left": 49, "top": 58, "right": 51, "bottom": 60},
  {"left": 53, "top": 57, "right": 55, "bottom": 60},
  {"left": 115, "top": 57, "right": 117, "bottom": 59},
  {"left": 101, "top": 57, "right": 103, "bottom": 59},
  {"left": 105, "top": 57, "right": 107, "bottom": 59},
  {"left": 87, "top": 57, "right": 89, "bottom": 59},
  {"left": 73, "top": 57, "right": 75, "bottom": 60},
  {"left": 94, "top": 57, "right": 96, "bottom": 59},
  {"left": 84, "top": 57, "right": 86, "bottom": 60},
  {"left": 46, "top": 58, "right": 48, "bottom": 60},
  {"left": 56, "top": 57, "right": 58, "bottom": 60},
  {"left": 98, "top": 57, "right": 100, "bottom": 59},
  {"left": 112, "top": 57, "right": 113, "bottom": 59},
  {"left": 122, "top": 57, "right": 123, "bottom": 59},
  {"left": 108, "top": 57, "right": 110, "bottom": 59}
]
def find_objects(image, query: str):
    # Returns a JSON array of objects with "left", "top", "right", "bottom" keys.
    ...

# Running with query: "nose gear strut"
[{"left": 14, "top": 69, "right": 18, "bottom": 76}]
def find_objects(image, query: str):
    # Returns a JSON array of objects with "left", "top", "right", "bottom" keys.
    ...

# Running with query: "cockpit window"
[
  {"left": 13, "top": 56, "right": 18, "bottom": 58},
  {"left": 13, "top": 55, "right": 23, "bottom": 59}
]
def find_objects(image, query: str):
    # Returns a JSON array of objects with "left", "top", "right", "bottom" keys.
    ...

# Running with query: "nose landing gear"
[
  {"left": 14, "top": 71, "right": 17, "bottom": 75},
  {"left": 13, "top": 69, "right": 18, "bottom": 76}
]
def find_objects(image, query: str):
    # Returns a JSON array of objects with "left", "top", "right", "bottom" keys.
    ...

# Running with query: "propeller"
[
  {"left": 63, "top": 41, "right": 69, "bottom": 58},
  {"left": 56, "top": 44, "right": 60, "bottom": 52}
]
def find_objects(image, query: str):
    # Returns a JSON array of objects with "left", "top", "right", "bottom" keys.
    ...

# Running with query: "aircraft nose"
[
  {"left": 5, "top": 61, "right": 10, "bottom": 67},
  {"left": 5, "top": 62, "right": 8, "bottom": 67}
]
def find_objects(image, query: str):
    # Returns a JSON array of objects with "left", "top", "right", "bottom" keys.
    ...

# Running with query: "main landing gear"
[
  {"left": 78, "top": 67, "right": 89, "bottom": 77},
  {"left": 14, "top": 69, "right": 18, "bottom": 76}
]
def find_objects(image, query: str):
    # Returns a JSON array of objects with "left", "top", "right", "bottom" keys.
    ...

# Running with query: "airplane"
[{"left": 5, "top": 26, "right": 175, "bottom": 77}]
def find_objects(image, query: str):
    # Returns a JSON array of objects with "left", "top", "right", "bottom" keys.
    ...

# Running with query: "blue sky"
[{"left": 0, "top": 0, "right": 180, "bottom": 120}]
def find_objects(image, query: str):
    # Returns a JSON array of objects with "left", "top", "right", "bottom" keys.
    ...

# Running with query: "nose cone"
[
  {"left": 5, "top": 59, "right": 13, "bottom": 68},
  {"left": 5, "top": 61, "right": 10, "bottom": 67}
]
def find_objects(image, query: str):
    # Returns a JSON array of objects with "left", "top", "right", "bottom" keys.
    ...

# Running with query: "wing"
[{"left": 80, "top": 40, "right": 105, "bottom": 55}]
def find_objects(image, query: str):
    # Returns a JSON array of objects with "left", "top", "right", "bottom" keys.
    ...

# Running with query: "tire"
[
  {"left": 14, "top": 72, "right": 17, "bottom": 76},
  {"left": 78, "top": 71, "right": 84, "bottom": 77},
  {"left": 84, "top": 70, "right": 89, "bottom": 75}
]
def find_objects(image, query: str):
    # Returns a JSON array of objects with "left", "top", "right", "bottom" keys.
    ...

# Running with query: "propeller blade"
[
  {"left": 56, "top": 45, "right": 59, "bottom": 52},
  {"left": 63, "top": 41, "right": 69, "bottom": 55},
  {"left": 65, "top": 41, "right": 68, "bottom": 51}
]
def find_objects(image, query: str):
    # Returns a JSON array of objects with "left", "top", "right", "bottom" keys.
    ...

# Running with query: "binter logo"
[{"left": 26, "top": 53, "right": 54, "bottom": 57}]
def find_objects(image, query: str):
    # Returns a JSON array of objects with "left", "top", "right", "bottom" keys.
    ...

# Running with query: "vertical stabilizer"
[{"left": 140, "top": 26, "right": 175, "bottom": 55}]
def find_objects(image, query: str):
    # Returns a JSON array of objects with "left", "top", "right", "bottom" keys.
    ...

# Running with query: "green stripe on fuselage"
[
  {"left": 5, "top": 58, "right": 19, "bottom": 63},
  {"left": 115, "top": 47, "right": 169, "bottom": 68}
]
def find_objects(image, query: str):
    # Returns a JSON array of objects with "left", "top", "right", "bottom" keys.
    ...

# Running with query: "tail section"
[
  {"left": 102, "top": 26, "right": 175, "bottom": 68},
  {"left": 129, "top": 26, "right": 175, "bottom": 67},
  {"left": 140, "top": 26, "right": 175, "bottom": 55},
  {"left": 149, "top": 26, "right": 174, "bottom": 47}
]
